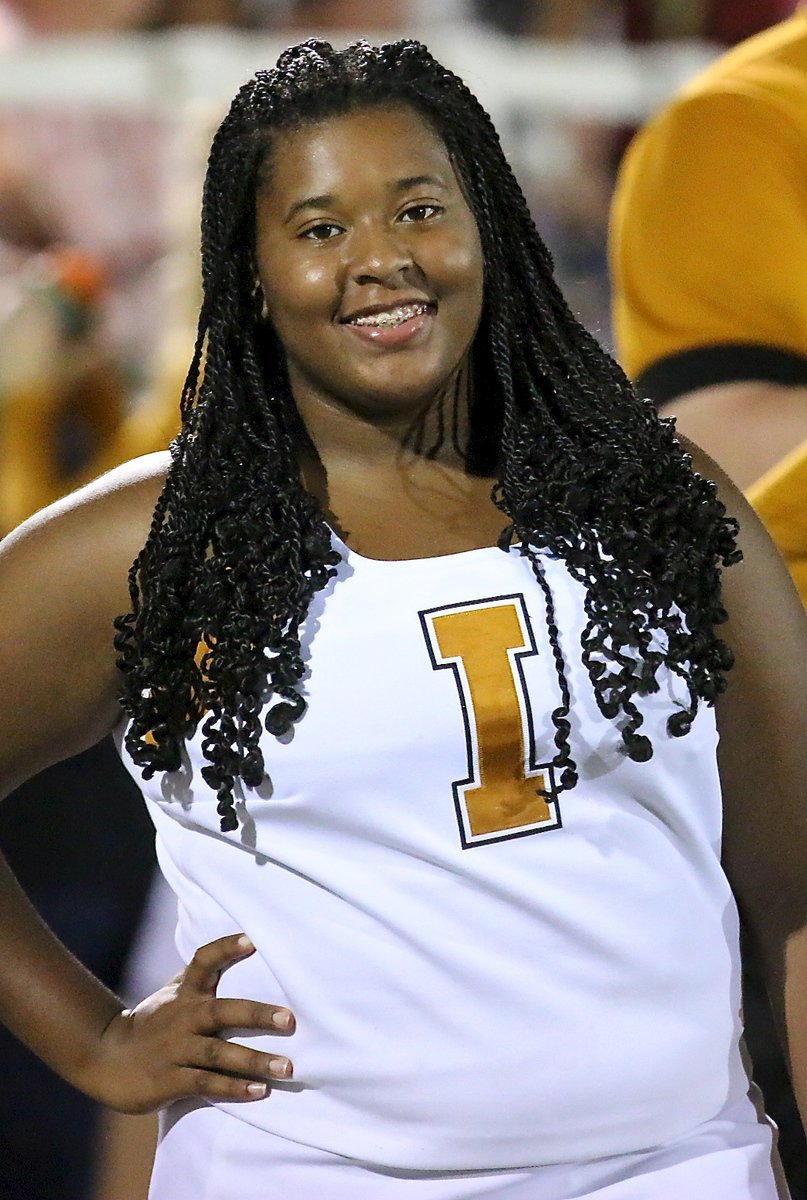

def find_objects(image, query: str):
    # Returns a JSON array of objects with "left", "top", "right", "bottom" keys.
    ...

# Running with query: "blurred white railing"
[{"left": 0, "top": 26, "right": 717, "bottom": 126}]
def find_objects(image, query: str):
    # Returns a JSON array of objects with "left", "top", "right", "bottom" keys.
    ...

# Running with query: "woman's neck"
[{"left": 292, "top": 365, "right": 471, "bottom": 476}]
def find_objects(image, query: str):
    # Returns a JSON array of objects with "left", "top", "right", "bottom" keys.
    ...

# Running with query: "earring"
[{"left": 251, "top": 277, "right": 269, "bottom": 322}]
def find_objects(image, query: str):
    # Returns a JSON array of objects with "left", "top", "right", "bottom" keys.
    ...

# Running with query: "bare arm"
[
  {"left": 688, "top": 441, "right": 807, "bottom": 1123},
  {"left": 92, "top": 1111, "right": 158, "bottom": 1200},
  {"left": 0, "top": 455, "right": 294, "bottom": 1110},
  {"left": 665, "top": 382, "right": 807, "bottom": 492},
  {"left": 0, "top": 456, "right": 158, "bottom": 792}
]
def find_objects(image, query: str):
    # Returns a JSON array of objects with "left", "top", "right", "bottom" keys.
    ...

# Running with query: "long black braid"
[{"left": 115, "top": 38, "right": 739, "bottom": 831}]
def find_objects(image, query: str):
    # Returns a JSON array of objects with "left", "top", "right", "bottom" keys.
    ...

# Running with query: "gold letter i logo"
[{"left": 421, "top": 595, "right": 561, "bottom": 848}]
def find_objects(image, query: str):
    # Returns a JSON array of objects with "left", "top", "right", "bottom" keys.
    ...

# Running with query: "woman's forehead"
[{"left": 259, "top": 105, "right": 456, "bottom": 204}]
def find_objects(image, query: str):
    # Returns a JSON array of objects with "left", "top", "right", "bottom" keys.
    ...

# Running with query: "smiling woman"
[{"left": 0, "top": 36, "right": 805, "bottom": 1200}]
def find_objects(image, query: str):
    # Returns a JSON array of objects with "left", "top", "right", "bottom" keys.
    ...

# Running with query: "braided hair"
[{"left": 115, "top": 38, "right": 739, "bottom": 832}]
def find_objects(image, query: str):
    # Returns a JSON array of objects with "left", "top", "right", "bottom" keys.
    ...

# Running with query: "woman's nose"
[{"left": 347, "top": 221, "right": 414, "bottom": 286}]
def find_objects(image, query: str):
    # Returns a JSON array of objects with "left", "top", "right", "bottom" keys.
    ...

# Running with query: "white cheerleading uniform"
[{"left": 116, "top": 534, "right": 783, "bottom": 1198}]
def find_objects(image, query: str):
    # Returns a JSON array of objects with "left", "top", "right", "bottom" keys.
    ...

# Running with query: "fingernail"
[
  {"left": 273, "top": 1009, "right": 293, "bottom": 1030},
  {"left": 246, "top": 1082, "right": 267, "bottom": 1097},
  {"left": 237, "top": 934, "right": 255, "bottom": 952},
  {"left": 270, "top": 1057, "right": 292, "bottom": 1079}
]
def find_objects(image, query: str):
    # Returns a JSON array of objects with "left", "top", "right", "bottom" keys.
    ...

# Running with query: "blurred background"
[{"left": 0, "top": 2, "right": 803, "bottom": 1198}]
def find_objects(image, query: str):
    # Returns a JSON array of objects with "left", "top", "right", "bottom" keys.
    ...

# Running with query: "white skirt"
[{"left": 148, "top": 1096, "right": 787, "bottom": 1200}]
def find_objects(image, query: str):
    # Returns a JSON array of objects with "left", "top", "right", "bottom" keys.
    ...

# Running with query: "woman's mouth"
[{"left": 341, "top": 301, "right": 436, "bottom": 347}]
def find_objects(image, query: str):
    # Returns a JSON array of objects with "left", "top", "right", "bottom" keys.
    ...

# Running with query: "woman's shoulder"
[
  {"left": 2, "top": 451, "right": 170, "bottom": 561},
  {"left": 31, "top": 448, "right": 170, "bottom": 521},
  {"left": 0, "top": 450, "right": 171, "bottom": 666}
]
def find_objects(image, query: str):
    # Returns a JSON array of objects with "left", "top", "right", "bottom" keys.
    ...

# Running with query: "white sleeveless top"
[{"left": 116, "top": 536, "right": 756, "bottom": 1171}]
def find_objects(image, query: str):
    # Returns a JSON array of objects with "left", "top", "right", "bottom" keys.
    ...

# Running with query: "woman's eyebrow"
[
  {"left": 283, "top": 175, "right": 447, "bottom": 224},
  {"left": 391, "top": 174, "right": 446, "bottom": 193},
  {"left": 284, "top": 193, "right": 335, "bottom": 224}
]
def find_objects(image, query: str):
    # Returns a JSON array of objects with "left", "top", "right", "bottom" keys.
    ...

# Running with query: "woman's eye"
[
  {"left": 300, "top": 222, "right": 343, "bottom": 241},
  {"left": 399, "top": 203, "right": 442, "bottom": 223}
]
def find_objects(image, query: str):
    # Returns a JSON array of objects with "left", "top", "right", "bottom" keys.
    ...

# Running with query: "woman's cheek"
[
  {"left": 262, "top": 253, "right": 337, "bottom": 323},
  {"left": 299, "top": 259, "right": 334, "bottom": 293},
  {"left": 430, "top": 231, "right": 484, "bottom": 294}
]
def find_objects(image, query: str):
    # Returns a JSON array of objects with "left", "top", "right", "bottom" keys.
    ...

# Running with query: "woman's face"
[{"left": 253, "top": 104, "right": 484, "bottom": 424}]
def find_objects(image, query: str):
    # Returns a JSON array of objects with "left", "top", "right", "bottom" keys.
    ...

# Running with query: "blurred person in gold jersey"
[
  {"left": 0, "top": 0, "right": 261, "bottom": 538},
  {"left": 0, "top": 0, "right": 176, "bottom": 535},
  {"left": 610, "top": 7, "right": 807, "bottom": 600}
]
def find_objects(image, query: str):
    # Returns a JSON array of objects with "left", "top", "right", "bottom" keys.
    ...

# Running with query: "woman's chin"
[
  {"left": 346, "top": 365, "right": 463, "bottom": 419},
  {"left": 348, "top": 389, "right": 449, "bottom": 426}
]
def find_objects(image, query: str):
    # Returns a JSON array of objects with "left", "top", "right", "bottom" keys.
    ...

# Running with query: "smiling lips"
[{"left": 341, "top": 300, "right": 436, "bottom": 347}]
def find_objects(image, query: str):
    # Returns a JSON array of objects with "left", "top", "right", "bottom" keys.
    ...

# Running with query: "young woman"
[{"left": 0, "top": 38, "right": 805, "bottom": 1199}]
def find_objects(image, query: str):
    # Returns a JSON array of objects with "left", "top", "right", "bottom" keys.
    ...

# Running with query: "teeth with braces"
[{"left": 349, "top": 302, "right": 430, "bottom": 329}]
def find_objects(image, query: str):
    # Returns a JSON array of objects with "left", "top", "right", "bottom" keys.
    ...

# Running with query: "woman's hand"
[{"left": 81, "top": 933, "right": 295, "bottom": 1114}]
